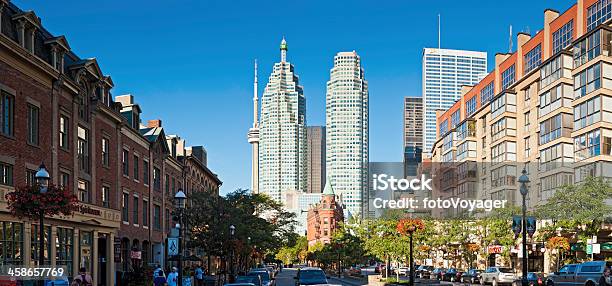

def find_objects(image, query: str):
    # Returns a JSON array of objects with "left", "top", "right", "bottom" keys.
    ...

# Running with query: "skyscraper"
[
  {"left": 258, "top": 38, "right": 307, "bottom": 202},
  {"left": 403, "top": 96, "right": 423, "bottom": 177},
  {"left": 307, "top": 126, "right": 326, "bottom": 194},
  {"left": 422, "top": 48, "right": 487, "bottom": 156},
  {"left": 247, "top": 60, "right": 260, "bottom": 194},
  {"left": 326, "top": 51, "right": 368, "bottom": 219}
]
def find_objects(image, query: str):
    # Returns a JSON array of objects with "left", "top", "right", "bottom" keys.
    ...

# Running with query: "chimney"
[{"left": 147, "top": 119, "right": 162, "bottom": 128}]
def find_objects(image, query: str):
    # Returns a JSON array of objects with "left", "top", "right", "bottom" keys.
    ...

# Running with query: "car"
[
  {"left": 393, "top": 267, "right": 410, "bottom": 276},
  {"left": 545, "top": 261, "right": 610, "bottom": 286},
  {"left": 480, "top": 267, "right": 517, "bottom": 286},
  {"left": 247, "top": 270, "right": 274, "bottom": 286},
  {"left": 416, "top": 265, "right": 435, "bottom": 279},
  {"left": 443, "top": 268, "right": 463, "bottom": 282},
  {"left": 462, "top": 269, "right": 484, "bottom": 284},
  {"left": 295, "top": 267, "right": 329, "bottom": 286},
  {"left": 430, "top": 268, "right": 447, "bottom": 280},
  {"left": 235, "top": 275, "right": 263, "bottom": 286},
  {"left": 224, "top": 284, "right": 256, "bottom": 286}
]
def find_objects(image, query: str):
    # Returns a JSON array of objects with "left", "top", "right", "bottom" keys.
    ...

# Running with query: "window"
[
  {"left": 133, "top": 155, "right": 139, "bottom": 181},
  {"left": 451, "top": 109, "right": 461, "bottom": 128},
  {"left": 122, "top": 193, "right": 129, "bottom": 223},
  {"left": 77, "top": 93, "right": 89, "bottom": 122},
  {"left": 540, "top": 114, "right": 571, "bottom": 145},
  {"left": 524, "top": 137, "right": 531, "bottom": 157},
  {"left": 101, "top": 138, "right": 109, "bottom": 167},
  {"left": 575, "top": 129, "right": 601, "bottom": 161},
  {"left": 574, "top": 96, "right": 601, "bottom": 130},
  {"left": 143, "top": 160, "right": 149, "bottom": 185},
  {"left": 78, "top": 179, "right": 90, "bottom": 203},
  {"left": 524, "top": 111, "right": 530, "bottom": 131},
  {"left": 165, "top": 208, "right": 171, "bottom": 232},
  {"left": 102, "top": 186, "right": 110, "bottom": 208},
  {"left": 439, "top": 119, "right": 449, "bottom": 136},
  {"left": 0, "top": 222, "right": 24, "bottom": 265},
  {"left": 153, "top": 205, "right": 161, "bottom": 230},
  {"left": 60, "top": 172, "right": 69, "bottom": 188},
  {"left": 0, "top": 91, "right": 14, "bottom": 136},
  {"left": 481, "top": 82, "right": 495, "bottom": 105},
  {"left": 122, "top": 150, "right": 129, "bottom": 176},
  {"left": 573, "top": 30, "right": 601, "bottom": 68},
  {"left": 143, "top": 200, "right": 149, "bottom": 227},
  {"left": 59, "top": 116, "right": 69, "bottom": 149},
  {"left": 26, "top": 169, "right": 36, "bottom": 186},
  {"left": 501, "top": 65, "right": 515, "bottom": 90},
  {"left": 541, "top": 56, "right": 565, "bottom": 88},
  {"left": 153, "top": 167, "right": 161, "bottom": 191},
  {"left": 31, "top": 225, "right": 51, "bottom": 265},
  {"left": 77, "top": 126, "right": 89, "bottom": 173},
  {"left": 587, "top": 0, "right": 612, "bottom": 31},
  {"left": 574, "top": 62, "right": 601, "bottom": 99},
  {"left": 466, "top": 96, "right": 477, "bottom": 116},
  {"left": 553, "top": 20, "right": 574, "bottom": 54},
  {"left": 524, "top": 45, "right": 542, "bottom": 74},
  {"left": 491, "top": 117, "right": 516, "bottom": 141},
  {"left": 165, "top": 175, "right": 170, "bottom": 193},
  {"left": 27, "top": 104, "right": 39, "bottom": 145},
  {"left": 0, "top": 163, "right": 14, "bottom": 186},
  {"left": 133, "top": 196, "right": 139, "bottom": 225},
  {"left": 56, "top": 228, "right": 73, "bottom": 276},
  {"left": 491, "top": 93, "right": 517, "bottom": 119},
  {"left": 491, "top": 142, "right": 517, "bottom": 163}
]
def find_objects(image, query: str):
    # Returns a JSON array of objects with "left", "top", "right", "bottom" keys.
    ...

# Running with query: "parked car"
[
  {"left": 430, "top": 268, "right": 447, "bottom": 280},
  {"left": 247, "top": 270, "right": 273, "bottom": 286},
  {"left": 443, "top": 268, "right": 464, "bottom": 282},
  {"left": 545, "top": 261, "right": 610, "bottom": 286},
  {"left": 235, "top": 275, "right": 263, "bottom": 286},
  {"left": 294, "top": 267, "right": 329, "bottom": 286},
  {"left": 393, "top": 267, "right": 410, "bottom": 276},
  {"left": 416, "top": 265, "right": 434, "bottom": 279},
  {"left": 462, "top": 269, "right": 484, "bottom": 284},
  {"left": 480, "top": 267, "right": 517, "bottom": 286}
]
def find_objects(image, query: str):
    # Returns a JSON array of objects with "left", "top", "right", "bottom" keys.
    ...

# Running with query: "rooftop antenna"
[
  {"left": 509, "top": 25, "right": 513, "bottom": 53},
  {"left": 438, "top": 14, "right": 441, "bottom": 50}
]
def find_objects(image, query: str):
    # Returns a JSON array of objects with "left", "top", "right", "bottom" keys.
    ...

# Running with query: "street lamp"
[
  {"left": 35, "top": 163, "right": 50, "bottom": 286},
  {"left": 174, "top": 189, "right": 187, "bottom": 286},
  {"left": 229, "top": 225, "right": 236, "bottom": 283},
  {"left": 407, "top": 209, "right": 416, "bottom": 286},
  {"left": 518, "top": 169, "right": 530, "bottom": 286}
]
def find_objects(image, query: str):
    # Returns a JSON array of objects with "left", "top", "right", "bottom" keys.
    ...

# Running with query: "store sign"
[
  {"left": 79, "top": 205, "right": 102, "bottom": 216},
  {"left": 130, "top": 250, "right": 142, "bottom": 260},
  {"left": 487, "top": 245, "right": 504, "bottom": 254},
  {"left": 168, "top": 238, "right": 179, "bottom": 256},
  {"left": 114, "top": 244, "right": 121, "bottom": 263}
]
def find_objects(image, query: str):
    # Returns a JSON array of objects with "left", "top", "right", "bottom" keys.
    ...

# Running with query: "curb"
[{"left": 329, "top": 276, "right": 366, "bottom": 286}]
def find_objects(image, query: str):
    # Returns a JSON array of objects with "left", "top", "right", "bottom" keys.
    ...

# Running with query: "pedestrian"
[
  {"left": 153, "top": 264, "right": 163, "bottom": 278},
  {"left": 600, "top": 267, "right": 612, "bottom": 286},
  {"left": 167, "top": 267, "right": 179, "bottom": 286},
  {"left": 154, "top": 269, "right": 167, "bottom": 286},
  {"left": 195, "top": 265, "right": 204, "bottom": 286},
  {"left": 72, "top": 267, "right": 93, "bottom": 286}
]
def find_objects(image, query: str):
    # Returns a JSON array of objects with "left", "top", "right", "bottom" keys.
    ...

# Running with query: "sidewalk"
[{"left": 328, "top": 274, "right": 368, "bottom": 286}]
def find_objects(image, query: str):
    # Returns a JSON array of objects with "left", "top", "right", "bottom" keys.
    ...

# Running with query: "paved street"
[{"left": 273, "top": 268, "right": 367, "bottom": 286}]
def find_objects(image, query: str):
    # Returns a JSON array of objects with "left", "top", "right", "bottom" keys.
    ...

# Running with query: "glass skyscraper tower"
[{"left": 422, "top": 48, "right": 487, "bottom": 156}]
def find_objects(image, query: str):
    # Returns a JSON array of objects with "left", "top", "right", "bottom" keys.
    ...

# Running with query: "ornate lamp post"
[
  {"left": 397, "top": 215, "right": 425, "bottom": 286},
  {"left": 175, "top": 189, "right": 187, "bottom": 286},
  {"left": 229, "top": 224, "right": 236, "bottom": 283},
  {"left": 35, "top": 164, "right": 50, "bottom": 286},
  {"left": 518, "top": 169, "right": 530, "bottom": 286}
]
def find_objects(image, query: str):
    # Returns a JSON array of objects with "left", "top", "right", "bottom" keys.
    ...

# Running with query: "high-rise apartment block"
[
  {"left": 431, "top": 1, "right": 612, "bottom": 214},
  {"left": 259, "top": 38, "right": 307, "bottom": 202},
  {"left": 422, "top": 48, "right": 487, "bottom": 157},
  {"left": 326, "top": 51, "right": 369, "bottom": 219},
  {"left": 307, "top": 126, "right": 326, "bottom": 194},
  {"left": 404, "top": 96, "right": 424, "bottom": 176}
]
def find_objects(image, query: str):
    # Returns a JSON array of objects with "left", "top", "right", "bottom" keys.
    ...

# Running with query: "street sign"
[
  {"left": 586, "top": 244, "right": 593, "bottom": 255},
  {"left": 593, "top": 244, "right": 601, "bottom": 254},
  {"left": 526, "top": 216, "right": 536, "bottom": 237},
  {"left": 168, "top": 238, "right": 179, "bottom": 256},
  {"left": 512, "top": 216, "right": 522, "bottom": 236}
]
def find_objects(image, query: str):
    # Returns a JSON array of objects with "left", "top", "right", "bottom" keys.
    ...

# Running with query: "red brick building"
[{"left": 306, "top": 179, "right": 344, "bottom": 246}]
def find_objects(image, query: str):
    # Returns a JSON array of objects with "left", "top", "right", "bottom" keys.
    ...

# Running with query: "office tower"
[
  {"left": 422, "top": 48, "right": 487, "bottom": 156},
  {"left": 247, "top": 60, "right": 260, "bottom": 194},
  {"left": 326, "top": 51, "right": 369, "bottom": 219},
  {"left": 307, "top": 126, "right": 326, "bottom": 193},
  {"left": 404, "top": 96, "right": 424, "bottom": 176},
  {"left": 258, "top": 38, "right": 307, "bottom": 202}
]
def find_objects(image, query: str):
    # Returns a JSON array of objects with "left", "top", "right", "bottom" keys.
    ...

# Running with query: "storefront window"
[
  {"left": 56, "top": 228, "right": 74, "bottom": 277},
  {"left": 31, "top": 225, "right": 51, "bottom": 265},
  {"left": 79, "top": 231, "right": 93, "bottom": 273},
  {"left": 0, "top": 222, "right": 24, "bottom": 265}
]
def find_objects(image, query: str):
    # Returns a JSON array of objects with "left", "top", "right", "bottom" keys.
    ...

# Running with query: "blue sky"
[{"left": 15, "top": 0, "right": 574, "bottom": 194}]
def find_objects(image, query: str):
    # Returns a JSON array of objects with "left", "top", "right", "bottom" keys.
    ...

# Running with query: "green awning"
[
  {"left": 602, "top": 242, "right": 612, "bottom": 251},
  {"left": 571, "top": 243, "right": 585, "bottom": 251}
]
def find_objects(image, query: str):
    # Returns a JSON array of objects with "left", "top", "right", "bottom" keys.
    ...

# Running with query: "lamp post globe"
[
  {"left": 174, "top": 189, "right": 187, "bottom": 286},
  {"left": 174, "top": 189, "right": 187, "bottom": 209},
  {"left": 517, "top": 168, "right": 529, "bottom": 286},
  {"left": 35, "top": 163, "right": 50, "bottom": 193},
  {"left": 518, "top": 168, "right": 530, "bottom": 196}
]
